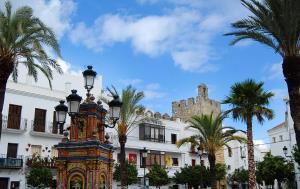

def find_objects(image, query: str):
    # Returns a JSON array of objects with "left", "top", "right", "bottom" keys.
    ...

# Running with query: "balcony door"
[
  {"left": 34, "top": 108, "right": 46, "bottom": 132},
  {"left": 7, "top": 143, "right": 18, "bottom": 158},
  {"left": 0, "top": 178, "right": 8, "bottom": 189},
  {"left": 7, "top": 104, "right": 22, "bottom": 129}
]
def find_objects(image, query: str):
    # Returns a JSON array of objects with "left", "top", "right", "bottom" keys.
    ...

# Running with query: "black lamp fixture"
[
  {"left": 82, "top": 65, "right": 97, "bottom": 93},
  {"left": 66, "top": 90, "right": 82, "bottom": 117},
  {"left": 55, "top": 100, "right": 68, "bottom": 125},
  {"left": 141, "top": 147, "right": 148, "bottom": 188},
  {"left": 283, "top": 146, "right": 288, "bottom": 156},
  {"left": 107, "top": 95, "right": 122, "bottom": 128},
  {"left": 54, "top": 65, "right": 122, "bottom": 131}
]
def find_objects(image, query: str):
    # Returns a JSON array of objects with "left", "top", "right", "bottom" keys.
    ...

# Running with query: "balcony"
[
  {"left": 2, "top": 115, "right": 27, "bottom": 134},
  {"left": 0, "top": 154, "right": 23, "bottom": 169},
  {"left": 30, "top": 121, "right": 65, "bottom": 139}
]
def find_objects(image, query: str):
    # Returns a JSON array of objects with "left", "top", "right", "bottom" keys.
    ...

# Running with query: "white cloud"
[
  {"left": 144, "top": 83, "right": 166, "bottom": 100},
  {"left": 270, "top": 88, "right": 287, "bottom": 100},
  {"left": 69, "top": 1, "right": 246, "bottom": 72},
  {"left": 267, "top": 63, "right": 283, "bottom": 80},
  {"left": 119, "top": 79, "right": 167, "bottom": 100},
  {"left": 5, "top": 0, "right": 76, "bottom": 39},
  {"left": 57, "top": 58, "right": 82, "bottom": 76},
  {"left": 254, "top": 140, "right": 269, "bottom": 152}
]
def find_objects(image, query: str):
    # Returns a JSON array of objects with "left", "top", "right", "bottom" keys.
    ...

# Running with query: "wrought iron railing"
[
  {"left": 2, "top": 115, "right": 28, "bottom": 131},
  {"left": 0, "top": 154, "right": 23, "bottom": 169}
]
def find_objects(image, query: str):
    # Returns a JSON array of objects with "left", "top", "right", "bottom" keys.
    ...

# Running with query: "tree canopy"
[
  {"left": 26, "top": 167, "right": 54, "bottom": 188},
  {"left": 113, "top": 161, "right": 138, "bottom": 186},
  {"left": 174, "top": 165, "right": 210, "bottom": 188},
  {"left": 229, "top": 169, "right": 249, "bottom": 184},
  {"left": 148, "top": 164, "right": 169, "bottom": 188},
  {"left": 256, "top": 153, "right": 294, "bottom": 185}
]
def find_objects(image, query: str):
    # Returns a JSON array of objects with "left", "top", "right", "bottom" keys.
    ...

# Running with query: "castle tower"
[
  {"left": 172, "top": 83, "right": 221, "bottom": 122},
  {"left": 55, "top": 97, "right": 114, "bottom": 189}
]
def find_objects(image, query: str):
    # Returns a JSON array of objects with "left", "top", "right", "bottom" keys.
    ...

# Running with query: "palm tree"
[
  {"left": 177, "top": 113, "right": 245, "bottom": 189},
  {"left": 223, "top": 79, "right": 274, "bottom": 189},
  {"left": 225, "top": 0, "right": 300, "bottom": 149},
  {"left": 108, "top": 85, "right": 144, "bottom": 188},
  {"left": 0, "top": 1, "right": 62, "bottom": 139}
]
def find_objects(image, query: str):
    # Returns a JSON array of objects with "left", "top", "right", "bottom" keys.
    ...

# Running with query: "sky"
[{"left": 5, "top": 0, "right": 287, "bottom": 146}]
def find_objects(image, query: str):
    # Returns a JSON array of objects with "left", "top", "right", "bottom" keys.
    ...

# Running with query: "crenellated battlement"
[{"left": 172, "top": 83, "right": 220, "bottom": 121}]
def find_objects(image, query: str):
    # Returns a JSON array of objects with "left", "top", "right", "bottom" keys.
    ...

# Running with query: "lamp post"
[
  {"left": 141, "top": 147, "right": 148, "bottom": 188},
  {"left": 54, "top": 65, "right": 123, "bottom": 133},
  {"left": 197, "top": 146, "right": 207, "bottom": 189},
  {"left": 283, "top": 146, "right": 293, "bottom": 159}
]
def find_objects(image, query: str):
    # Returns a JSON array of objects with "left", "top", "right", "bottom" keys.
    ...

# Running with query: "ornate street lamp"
[
  {"left": 141, "top": 147, "right": 148, "bottom": 188},
  {"left": 55, "top": 100, "right": 68, "bottom": 125},
  {"left": 82, "top": 65, "right": 97, "bottom": 93},
  {"left": 66, "top": 90, "right": 82, "bottom": 117},
  {"left": 197, "top": 146, "right": 207, "bottom": 189},
  {"left": 283, "top": 146, "right": 288, "bottom": 156},
  {"left": 54, "top": 65, "right": 122, "bottom": 133}
]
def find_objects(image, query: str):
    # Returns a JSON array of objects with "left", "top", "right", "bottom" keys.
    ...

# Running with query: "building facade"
[
  {"left": 267, "top": 97, "right": 300, "bottom": 188},
  {"left": 0, "top": 71, "right": 249, "bottom": 189},
  {"left": 0, "top": 65, "right": 102, "bottom": 189},
  {"left": 106, "top": 114, "right": 210, "bottom": 189},
  {"left": 224, "top": 131, "right": 264, "bottom": 189}
]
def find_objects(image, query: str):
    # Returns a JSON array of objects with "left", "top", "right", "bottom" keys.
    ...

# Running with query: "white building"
[
  {"left": 0, "top": 66, "right": 257, "bottom": 189},
  {"left": 224, "top": 131, "right": 265, "bottom": 189},
  {"left": 267, "top": 97, "right": 300, "bottom": 188},
  {"left": 0, "top": 65, "right": 102, "bottom": 189},
  {"left": 106, "top": 114, "right": 210, "bottom": 189}
]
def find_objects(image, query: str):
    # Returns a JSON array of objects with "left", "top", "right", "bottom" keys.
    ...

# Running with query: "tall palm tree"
[
  {"left": 223, "top": 79, "right": 274, "bottom": 189},
  {"left": 225, "top": 0, "right": 300, "bottom": 149},
  {"left": 177, "top": 113, "right": 245, "bottom": 189},
  {"left": 108, "top": 85, "right": 144, "bottom": 188},
  {"left": 0, "top": 1, "right": 62, "bottom": 139}
]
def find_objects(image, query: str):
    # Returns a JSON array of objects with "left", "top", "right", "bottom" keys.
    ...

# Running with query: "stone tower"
[
  {"left": 172, "top": 83, "right": 221, "bottom": 122},
  {"left": 172, "top": 83, "right": 225, "bottom": 187}
]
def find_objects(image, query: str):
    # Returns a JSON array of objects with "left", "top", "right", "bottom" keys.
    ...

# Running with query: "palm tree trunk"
[
  {"left": 119, "top": 134, "right": 127, "bottom": 189},
  {"left": 0, "top": 63, "right": 12, "bottom": 140},
  {"left": 282, "top": 56, "right": 300, "bottom": 149},
  {"left": 208, "top": 153, "right": 217, "bottom": 189},
  {"left": 246, "top": 115, "right": 256, "bottom": 189}
]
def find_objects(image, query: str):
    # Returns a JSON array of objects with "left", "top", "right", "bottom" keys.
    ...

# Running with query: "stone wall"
[
  {"left": 171, "top": 83, "right": 225, "bottom": 167},
  {"left": 172, "top": 84, "right": 221, "bottom": 122}
]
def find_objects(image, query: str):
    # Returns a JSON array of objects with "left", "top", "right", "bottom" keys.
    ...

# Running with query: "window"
[
  {"left": 7, "top": 143, "right": 18, "bottom": 158},
  {"left": 34, "top": 108, "right": 46, "bottom": 132},
  {"left": 272, "top": 137, "right": 276, "bottom": 143},
  {"left": 228, "top": 147, "right": 232, "bottom": 157},
  {"left": 139, "top": 123, "right": 165, "bottom": 143},
  {"left": 172, "top": 158, "right": 179, "bottom": 166},
  {"left": 279, "top": 135, "right": 283, "bottom": 142},
  {"left": 140, "top": 151, "right": 165, "bottom": 168},
  {"left": 31, "top": 145, "right": 42, "bottom": 156},
  {"left": 7, "top": 104, "right": 22, "bottom": 129},
  {"left": 191, "top": 159, "right": 196, "bottom": 167},
  {"left": 171, "top": 134, "right": 177, "bottom": 144},
  {"left": 227, "top": 165, "right": 231, "bottom": 170},
  {"left": 10, "top": 181, "right": 20, "bottom": 189}
]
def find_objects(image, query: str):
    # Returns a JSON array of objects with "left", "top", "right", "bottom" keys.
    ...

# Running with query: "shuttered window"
[
  {"left": 31, "top": 145, "right": 42, "bottom": 156},
  {"left": 7, "top": 143, "right": 18, "bottom": 158},
  {"left": 34, "top": 108, "right": 46, "bottom": 132},
  {"left": 7, "top": 104, "right": 22, "bottom": 129}
]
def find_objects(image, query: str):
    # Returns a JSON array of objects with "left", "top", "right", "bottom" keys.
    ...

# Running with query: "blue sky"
[{"left": 9, "top": 0, "right": 287, "bottom": 144}]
